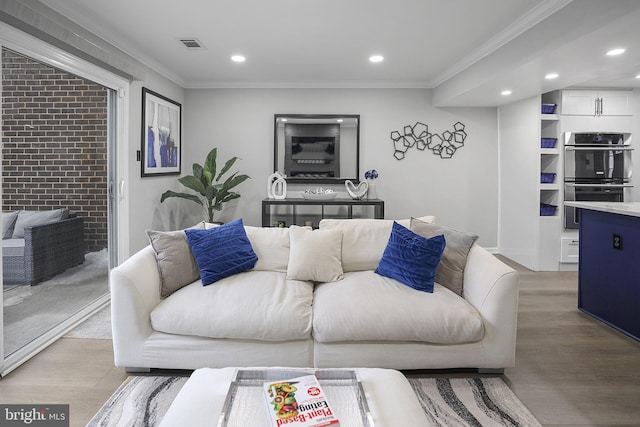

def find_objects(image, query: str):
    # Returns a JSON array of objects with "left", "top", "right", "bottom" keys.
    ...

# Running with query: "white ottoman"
[{"left": 159, "top": 367, "right": 429, "bottom": 427}]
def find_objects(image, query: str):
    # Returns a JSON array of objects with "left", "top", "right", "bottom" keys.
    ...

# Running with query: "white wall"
[
  {"left": 176, "top": 88, "right": 500, "bottom": 248},
  {"left": 497, "top": 96, "right": 540, "bottom": 268}
]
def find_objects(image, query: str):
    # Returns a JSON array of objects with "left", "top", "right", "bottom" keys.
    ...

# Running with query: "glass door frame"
[{"left": 0, "top": 21, "right": 130, "bottom": 376}]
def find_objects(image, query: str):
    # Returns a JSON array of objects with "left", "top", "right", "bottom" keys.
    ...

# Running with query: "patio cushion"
[
  {"left": 2, "top": 238, "right": 25, "bottom": 257},
  {"left": 12, "top": 209, "right": 69, "bottom": 239}
]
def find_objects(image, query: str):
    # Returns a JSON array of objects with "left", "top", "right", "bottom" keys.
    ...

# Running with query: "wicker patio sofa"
[{"left": 2, "top": 209, "right": 85, "bottom": 285}]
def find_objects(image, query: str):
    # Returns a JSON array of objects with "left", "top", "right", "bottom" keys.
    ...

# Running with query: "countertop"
[{"left": 564, "top": 202, "right": 640, "bottom": 218}]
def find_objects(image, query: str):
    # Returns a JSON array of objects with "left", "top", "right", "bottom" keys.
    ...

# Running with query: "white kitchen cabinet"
[{"left": 561, "top": 89, "right": 632, "bottom": 116}]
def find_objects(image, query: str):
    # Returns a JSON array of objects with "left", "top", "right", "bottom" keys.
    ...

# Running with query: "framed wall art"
[{"left": 141, "top": 87, "right": 181, "bottom": 176}]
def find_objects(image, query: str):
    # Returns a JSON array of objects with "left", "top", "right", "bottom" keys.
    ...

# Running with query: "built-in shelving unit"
[{"left": 539, "top": 92, "right": 561, "bottom": 220}]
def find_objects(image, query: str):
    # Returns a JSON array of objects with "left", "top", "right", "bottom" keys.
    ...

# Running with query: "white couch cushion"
[
  {"left": 312, "top": 270, "right": 484, "bottom": 344},
  {"left": 150, "top": 270, "right": 313, "bottom": 341},
  {"left": 245, "top": 226, "right": 289, "bottom": 272},
  {"left": 318, "top": 216, "right": 435, "bottom": 272}
]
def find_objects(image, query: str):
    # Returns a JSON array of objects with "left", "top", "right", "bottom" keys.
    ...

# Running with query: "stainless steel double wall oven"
[{"left": 564, "top": 132, "right": 633, "bottom": 228}]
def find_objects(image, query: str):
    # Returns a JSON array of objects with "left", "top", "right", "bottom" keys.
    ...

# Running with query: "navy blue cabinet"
[{"left": 578, "top": 208, "right": 640, "bottom": 341}]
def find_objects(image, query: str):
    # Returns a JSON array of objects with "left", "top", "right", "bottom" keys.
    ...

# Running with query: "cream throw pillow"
[
  {"left": 244, "top": 226, "right": 290, "bottom": 272},
  {"left": 287, "top": 226, "right": 344, "bottom": 283}
]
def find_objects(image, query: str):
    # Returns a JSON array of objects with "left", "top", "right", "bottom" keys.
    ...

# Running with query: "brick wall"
[{"left": 1, "top": 49, "right": 108, "bottom": 252}]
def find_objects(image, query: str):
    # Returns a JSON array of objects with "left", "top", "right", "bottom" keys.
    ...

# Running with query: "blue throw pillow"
[
  {"left": 185, "top": 218, "right": 258, "bottom": 286},
  {"left": 375, "top": 221, "right": 446, "bottom": 293}
]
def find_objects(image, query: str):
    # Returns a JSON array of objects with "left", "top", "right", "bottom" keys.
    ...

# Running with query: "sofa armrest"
[
  {"left": 463, "top": 244, "right": 519, "bottom": 368},
  {"left": 24, "top": 217, "right": 85, "bottom": 284},
  {"left": 110, "top": 245, "right": 162, "bottom": 368}
]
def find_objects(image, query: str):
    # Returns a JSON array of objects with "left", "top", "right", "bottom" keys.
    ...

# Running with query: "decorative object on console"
[
  {"left": 271, "top": 172, "right": 287, "bottom": 200},
  {"left": 344, "top": 180, "right": 368, "bottom": 199},
  {"left": 375, "top": 221, "right": 446, "bottom": 293},
  {"left": 266, "top": 171, "right": 287, "bottom": 199},
  {"left": 301, "top": 187, "right": 337, "bottom": 200},
  {"left": 364, "top": 169, "right": 379, "bottom": 199},
  {"left": 160, "top": 147, "right": 250, "bottom": 222},
  {"left": 390, "top": 121, "right": 467, "bottom": 160}
]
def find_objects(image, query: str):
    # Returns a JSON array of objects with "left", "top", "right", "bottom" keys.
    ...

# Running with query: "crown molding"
[
  {"left": 1, "top": 0, "right": 150, "bottom": 81},
  {"left": 430, "top": 0, "right": 574, "bottom": 87},
  {"left": 35, "top": 0, "right": 185, "bottom": 86},
  {"left": 183, "top": 80, "right": 432, "bottom": 90}
]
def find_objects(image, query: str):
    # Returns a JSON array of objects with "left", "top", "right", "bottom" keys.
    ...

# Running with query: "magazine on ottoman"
[{"left": 263, "top": 374, "right": 340, "bottom": 427}]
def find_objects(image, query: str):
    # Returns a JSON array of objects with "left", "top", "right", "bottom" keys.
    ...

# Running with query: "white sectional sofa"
[{"left": 110, "top": 217, "right": 518, "bottom": 372}]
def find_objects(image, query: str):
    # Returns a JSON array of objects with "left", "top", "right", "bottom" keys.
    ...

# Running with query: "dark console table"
[{"left": 262, "top": 198, "right": 384, "bottom": 228}]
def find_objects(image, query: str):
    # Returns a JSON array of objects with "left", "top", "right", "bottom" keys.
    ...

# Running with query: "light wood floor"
[{"left": 1, "top": 258, "right": 640, "bottom": 426}]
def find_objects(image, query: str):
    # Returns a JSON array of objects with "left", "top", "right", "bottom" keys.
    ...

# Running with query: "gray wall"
[{"left": 156, "top": 88, "right": 500, "bottom": 249}]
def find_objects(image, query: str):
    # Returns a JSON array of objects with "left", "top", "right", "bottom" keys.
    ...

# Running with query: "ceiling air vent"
[{"left": 178, "top": 38, "right": 205, "bottom": 49}]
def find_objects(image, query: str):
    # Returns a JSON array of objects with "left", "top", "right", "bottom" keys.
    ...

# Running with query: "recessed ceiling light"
[
  {"left": 369, "top": 55, "right": 384, "bottom": 63},
  {"left": 545, "top": 73, "right": 559, "bottom": 79},
  {"left": 231, "top": 55, "right": 246, "bottom": 63},
  {"left": 635, "top": 74, "right": 640, "bottom": 79},
  {"left": 501, "top": 90, "right": 512, "bottom": 96},
  {"left": 606, "top": 48, "right": 626, "bottom": 56},
  {"left": 337, "top": 119, "right": 343, "bottom": 123}
]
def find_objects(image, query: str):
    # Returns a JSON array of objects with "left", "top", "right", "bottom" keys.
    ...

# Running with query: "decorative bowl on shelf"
[
  {"left": 540, "top": 172, "right": 556, "bottom": 183},
  {"left": 540, "top": 203, "right": 557, "bottom": 216},
  {"left": 541, "top": 103, "right": 556, "bottom": 114},
  {"left": 302, "top": 188, "right": 337, "bottom": 200},
  {"left": 541, "top": 137, "right": 557, "bottom": 148}
]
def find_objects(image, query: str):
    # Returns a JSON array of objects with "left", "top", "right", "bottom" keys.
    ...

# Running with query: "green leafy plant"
[{"left": 160, "top": 148, "right": 250, "bottom": 222}]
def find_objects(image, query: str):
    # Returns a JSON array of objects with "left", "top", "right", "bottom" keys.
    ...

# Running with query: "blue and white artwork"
[{"left": 142, "top": 88, "right": 181, "bottom": 176}]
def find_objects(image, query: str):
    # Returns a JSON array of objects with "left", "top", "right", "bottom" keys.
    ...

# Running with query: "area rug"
[
  {"left": 88, "top": 375, "right": 541, "bottom": 427},
  {"left": 409, "top": 377, "right": 542, "bottom": 426}
]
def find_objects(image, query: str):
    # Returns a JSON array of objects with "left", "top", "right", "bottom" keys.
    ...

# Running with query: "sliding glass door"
[{"left": 0, "top": 25, "right": 129, "bottom": 375}]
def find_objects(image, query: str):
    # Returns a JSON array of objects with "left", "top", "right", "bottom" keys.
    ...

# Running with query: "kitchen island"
[{"left": 565, "top": 202, "right": 640, "bottom": 342}]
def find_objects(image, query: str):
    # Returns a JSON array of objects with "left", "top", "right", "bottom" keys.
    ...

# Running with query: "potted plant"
[{"left": 161, "top": 147, "right": 250, "bottom": 222}]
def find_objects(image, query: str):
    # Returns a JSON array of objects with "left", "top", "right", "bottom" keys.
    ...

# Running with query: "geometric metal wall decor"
[{"left": 390, "top": 121, "right": 467, "bottom": 160}]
